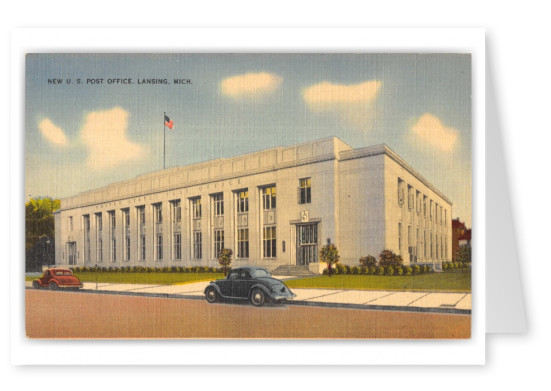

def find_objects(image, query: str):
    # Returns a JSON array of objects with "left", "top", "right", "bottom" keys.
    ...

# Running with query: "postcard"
[{"left": 13, "top": 28, "right": 485, "bottom": 365}]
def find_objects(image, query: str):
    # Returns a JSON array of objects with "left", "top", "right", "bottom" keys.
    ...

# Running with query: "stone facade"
[{"left": 54, "top": 137, "right": 453, "bottom": 271}]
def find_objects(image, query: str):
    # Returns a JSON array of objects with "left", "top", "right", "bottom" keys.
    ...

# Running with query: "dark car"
[
  {"left": 32, "top": 268, "right": 83, "bottom": 290},
  {"left": 204, "top": 266, "right": 296, "bottom": 306}
]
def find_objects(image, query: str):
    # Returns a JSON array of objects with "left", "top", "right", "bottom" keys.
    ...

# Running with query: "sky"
[{"left": 25, "top": 53, "right": 472, "bottom": 226}]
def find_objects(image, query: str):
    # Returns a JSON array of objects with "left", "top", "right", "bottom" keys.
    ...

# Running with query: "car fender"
[
  {"left": 249, "top": 283, "right": 272, "bottom": 298},
  {"left": 204, "top": 283, "right": 223, "bottom": 296}
]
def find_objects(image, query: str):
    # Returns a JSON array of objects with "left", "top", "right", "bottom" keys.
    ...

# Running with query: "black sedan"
[{"left": 204, "top": 266, "right": 296, "bottom": 307}]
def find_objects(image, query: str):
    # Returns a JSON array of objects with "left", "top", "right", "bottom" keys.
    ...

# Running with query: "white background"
[{"left": 1, "top": 1, "right": 548, "bottom": 389}]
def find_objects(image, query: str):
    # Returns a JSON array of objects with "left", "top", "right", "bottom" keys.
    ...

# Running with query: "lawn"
[
  {"left": 26, "top": 272, "right": 225, "bottom": 285},
  {"left": 284, "top": 270, "right": 471, "bottom": 292}
]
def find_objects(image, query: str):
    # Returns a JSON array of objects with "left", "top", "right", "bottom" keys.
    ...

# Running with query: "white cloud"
[
  {"left": 80, "top": 107, "right": 147, "bottom": 170},
  {"left": 411, "top": 113, "right": 459, "bottom": 152},
  {"left": 221, "top": 72, "right": 283, "bottom": 99},
  {"left": 38, "top": 118, "right": 67, "bottom": 146},
  {"left": 302, "top": 80, "right": 382, "bottom": 130}
]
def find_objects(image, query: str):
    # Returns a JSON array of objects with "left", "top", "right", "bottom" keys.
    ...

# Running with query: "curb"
[{"left": 26, "top": 287, "right": 471, "bottom": 315}]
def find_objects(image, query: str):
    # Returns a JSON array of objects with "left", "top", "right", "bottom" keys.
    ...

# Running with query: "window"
[
  {"left": 172, "top": 200, "right": 181, "bottom": 222},
  {"left": 416, "top": 191, "right": 422, "bottom": 213},
  {"left": 193, "top": 232, "right": 202, "bottom": 259},
  {"left": 262, "top": 185, "right": 276, "bottom": 210},
  {"left": 156, "top": 234, "right": 163, "bottom": 260},
  {"left": 236, "top": 189, "right": 249, "bottom": 213},
  {"left": 125, "top": 236, "right": 131, "bottom": 261},
  {"left": 423, "top": 230, "right": 427, "bottom": 258},
  {"left": 68, "top": 216, "right": 73, "bottom": 231},
  {"left": 173, "top": 233, "right": 181, "bottom": 260},
  {"left": 154, "top": 203, "right": 163, "bottom": 224},
  {"left": 138, "top": 206, "right": 146, "bottom": 225},
  {"left": 263, "top": 226, "right": 276, "bottom": 258},
  {"left": 123, "top": 209, "right": 130, "bottom": 227},
  {"left": 423, "top": 196, "right": 427, "bottom": 218},
  {"left": 191, "top": 197, "right": 201, "bottom": 219},
  {"left": 397, "top": 179, "right": 405, "bottom": 205},
  {"left": 398, "top": 222, "right": 402, "bottom": 252},
  {"left": 98, "top": 238, "right": 103, "bottom": 263},
  {"left": 444, "top": 209, "right": 447, "bottom": 227},
  {"left": 84, "top": 215, "right": 90, "bottom": 231},
  {"left": 213, "top": 229, "right": 224, "bottom": 258},
  {"left": 408, "top": 185, "right": 414, "bottom": 210},
  {"left": 237, "top": 228, "right": 249, "bottom": 258},
  {"left": 430, "top": 200, "right": 433, "bottom": 220},
  {"left": 140, "top": 234, "right": 146, "bottom": 261},
  {"left": 111, "top": 238, "right": 116, "bottom": 263},
  {"left": 212, "top": 193, "right": 224, "bottom": 216},
  {"left": 96, "top": 213, "right": 102, "bottom": 231},
  {"left": 298, "top": 177, "right": 311, "bottom": 204}
]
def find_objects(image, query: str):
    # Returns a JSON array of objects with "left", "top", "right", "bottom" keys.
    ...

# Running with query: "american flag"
[{"left": 164, "top": 114, "right": 174, "bottom": 129}]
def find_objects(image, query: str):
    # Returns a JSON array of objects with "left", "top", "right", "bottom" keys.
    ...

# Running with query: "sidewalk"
[{"left": 25, "top": 279, "right": 471, "bottom": 314}]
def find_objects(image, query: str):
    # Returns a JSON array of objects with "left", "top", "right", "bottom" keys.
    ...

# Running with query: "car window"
[
  {"left": 228, "top": 271, "right": 239, "bottom": 280},
  {"left": 251, "top": 269, "right": 271, "bottom": 278},
  {"left": 240, "top": 270, "right": 251, "bottom": 279}
]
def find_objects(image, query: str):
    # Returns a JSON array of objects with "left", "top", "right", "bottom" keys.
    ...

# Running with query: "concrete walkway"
[{"left": 25, "top": 278, "right": 471, "bottom": 314}]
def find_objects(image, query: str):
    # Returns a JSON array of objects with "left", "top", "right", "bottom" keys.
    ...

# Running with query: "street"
[{"left": 26, "top": 290, "right": 470, "bottom": 339}]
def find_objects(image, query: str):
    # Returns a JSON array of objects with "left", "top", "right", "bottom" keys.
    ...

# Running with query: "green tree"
[
  {"left": 217, "top": 248, "right": 233, "bottom": 276},
  {"left": 378, "top": 249, "right": 403, "bottom": 267},
  {"left": 456, "top": 244, "right": 472, "bottom": 264},
  {"left": 359, "top": 255, "right": 377, "bottom": 268},
  {"left": 25, "top": 197, "right": 60, "bottom": 251},
  {"left": 320, "top": 243, "right": 340, "bottom": 277}
]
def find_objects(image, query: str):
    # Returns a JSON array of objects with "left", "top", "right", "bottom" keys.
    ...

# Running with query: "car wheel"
[
  {"left": 32, "top": 281, "right": 41, "bottom": 289},
  {"left": 205, "top": 287, "right": 218, "bottom": 303},
  {"left": 49, "top": 282, "right": 59, "bottom": 291},
  {"left": 250, "top": 288, "right": 266, "bottom": 307}
]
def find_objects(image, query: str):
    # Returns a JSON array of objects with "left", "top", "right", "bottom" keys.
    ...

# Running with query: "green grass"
[
  {"left": 26, "top": 272, "right": 225, "bottom": 285},
  {"left": 284, "top": 271, "right": 471, "bottom": 292}
]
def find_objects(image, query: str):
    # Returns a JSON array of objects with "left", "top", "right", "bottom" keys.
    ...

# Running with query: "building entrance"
[
  {"left": 67, "top": 242, "right": 77, "bottom": 265},
  {"left": 296, "top": 223, "right": 318, "bottom": 266}
]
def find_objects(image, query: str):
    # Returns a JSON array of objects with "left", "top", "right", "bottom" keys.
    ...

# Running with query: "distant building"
[
  {"left": 459, "top": 229, "right": 472, "bottom": 247},
  {"left": 452, "top": 219, "right": 469, "bottom": 260},
  {"left": 54, "top": 137, "right": 453, "bottom": 273}
]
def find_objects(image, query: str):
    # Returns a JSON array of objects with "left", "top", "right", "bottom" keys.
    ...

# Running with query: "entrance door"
[
  {"left": 296, "top": 224, "right": 318, "bottom": 266},
  {"left": 67, "top": 242, "right": 77, "bottom": 265}
]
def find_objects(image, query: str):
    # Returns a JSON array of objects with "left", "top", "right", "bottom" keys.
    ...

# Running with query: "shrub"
[
  {"left": 335, "top": 263, "right": 346, "bottom": 275},
  {"left": 369, "top": 266, "right": 377, "bottom": 275},
  {"left": 345, "top": 265, "right": 352, "bottom": 274},
  {"left": 323, "top": 268, "right": 329, "bottom": 275},
  {"left": 423, "top": 265, "right": 431, "bottom": 274},
  {"left": 412, "top": 265, "right": 421, "bottom": 275},
  {"left": 320, "top": 243, "right": 341, "bottom": 277},
  {"left": 377, "top": 266, "right": 385, "bottom": 276},
  {"left": 379, "top": 249, "right": 404, "bottom": 267},
  {"left": 386, "top": 266, "right": 394, "bottom": 276},
  {"left": 405, "top": 266, "right": 413, "bottom": 276},
  {"left": 82, "top": 267, "right": 89, "bottom": 273},
  {"left": 360, "top": 266, "right": 368, "bottom": 275},
  {"left": 351, "top": 266, "right": 360, "bottom": 275},
  {"left": 201, "top": 266, "right": 210, "bottom": 273},
  {"left": 73, "top": 267, "right": 81, "bottom": 273},
  {"left": 395, "top": 266, "right": 403, "bottom": 276},
  {"left": 359, "top": 255, "right": 377, "bottom": 268}
]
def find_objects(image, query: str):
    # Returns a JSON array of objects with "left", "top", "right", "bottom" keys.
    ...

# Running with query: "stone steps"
[{"left": 271, "top": 265, "right": 316, "bottom": 276}]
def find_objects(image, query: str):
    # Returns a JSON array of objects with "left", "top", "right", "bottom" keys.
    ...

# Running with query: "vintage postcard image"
[{"left": 24, "top": 53, "right": 472, "bottom": 339}]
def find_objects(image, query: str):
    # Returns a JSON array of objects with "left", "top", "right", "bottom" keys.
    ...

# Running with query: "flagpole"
[{"left": 163, "top": 111, "right": 166, "bottom": 170}]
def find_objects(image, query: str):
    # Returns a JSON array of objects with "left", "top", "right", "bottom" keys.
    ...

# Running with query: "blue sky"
[{"left": 25, "top": 53, "right": 472, "bottom": 226}]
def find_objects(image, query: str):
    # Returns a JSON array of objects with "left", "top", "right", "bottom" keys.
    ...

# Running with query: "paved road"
[{"left": 25, "top": 290, "right": 470, "bottom": 339}]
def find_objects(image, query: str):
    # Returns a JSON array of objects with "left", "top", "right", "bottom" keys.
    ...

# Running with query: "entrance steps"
[{"left": 271, "top": 265, "right": 316, "bottom": 276}]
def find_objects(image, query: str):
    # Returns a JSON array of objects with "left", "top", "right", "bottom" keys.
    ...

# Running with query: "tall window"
[
  {"left": 192, "top": 197, "right": 202, "bottom": 219},
  {"left": 172, "top": 200, "right": 181, "bottom": 222},
  {"left": 173, "top": 233, "right": 181, "bottom": 260},
  {"left": 423, "top": 196, "right": 427, "bottom": 218},
  {"left": 98, "top": 238, "right": 103, "bottom": 263},
  {"left": 213, "top": 229, "right": 224, "bottom": 258},
  {"left": 397, "top": 179, "right": 405, "bottom": 205},
  {"left": 423, "top": 230, "right": 427, "bottom": 258},
  {"left": 299, "top": 178, "right": 311, "bottom": 204},
  {"left": 237, "top": 228, "right": 249, "bottom": 258},
  {"left": 112, "top": 238, "right": 116, "bottom": 263},
  {"left": 125, "top": 236, "right": 131, "bottom": 261},
  {"left": 96, "top": 213, "right": 102, "bottom": 231},
  {"left": 263, "top": 226, "right": 276, "bottom": 258},
  {"left": 138, "top": 206, "right": 146, "bottom": 225},
  {"left": 156, "top": 234, "right": 163, "bottom": 260},
  {"left": 68, "top": 216, "right": 73, "bottom": 231},
  {"left": 430, "top": 200, "right": 433, "bottom": 220},
  {"left": 154, "top": 203, "right": 163, "bottom": 224},
  {"left": 236, "top": 189, "right": 249, "bottom": 213},
  {"left": 212, "top": 193, "right": 224, "bottom": 216},
  {"left": 140, "top": 235, "right": 146, "bottom": 261},
  {"left": 262, "top": 185, "right": 276, "bottom": 210},
  {"left": 398, "top": 222, "right": 402, "bottom": 253},
  {"left": 123, "top": 208, "right": 130, "bottom": 227},
  {"left": 109, "top": 211, "right": 116, "bottom": 229},
  {"left": 193, "top": 232, "right": 202, "bottom": 259},
  {"left": 407, "top": 185, "right": 414, "bottom": 210}
]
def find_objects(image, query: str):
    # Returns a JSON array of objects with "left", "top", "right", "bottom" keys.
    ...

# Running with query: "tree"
[
  {"left": 456, "top": 244, "right": 471, "bottom": 264},
  {"left": 25, "top": 197, "right": 60, "bottom": 272},
  {"left": 217, "top": 248, "right": 233, "bottom": 276},
  {"left": 320, "top": 243, "right": 340, "bottom": 277},
  {"left": 378, "top": 249, "right": 403, "bottom": 267},
  {"left": 359, "top": 255, "right": 377, "bottom": 268}
]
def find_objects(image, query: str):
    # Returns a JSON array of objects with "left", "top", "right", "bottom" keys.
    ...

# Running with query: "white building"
[{"left": 54, "top": 137, "right": 452, "bottom": 272}]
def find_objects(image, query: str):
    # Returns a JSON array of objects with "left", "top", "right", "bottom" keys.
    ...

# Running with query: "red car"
[{"left": 32, "top": 268, "right": 83, "bottom": 290}]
